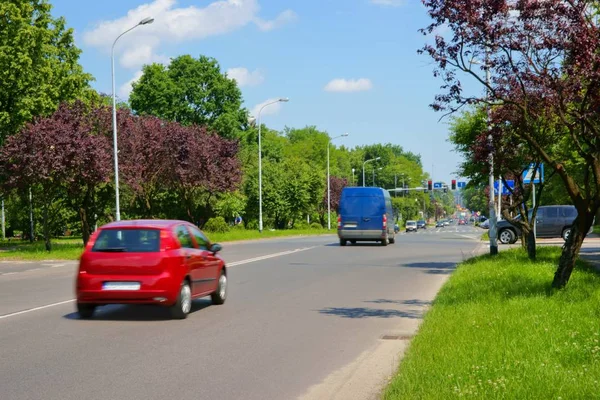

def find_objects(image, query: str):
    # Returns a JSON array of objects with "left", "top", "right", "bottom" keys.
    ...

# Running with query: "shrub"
[
  {"left": 294, "top": 221, "right": 311, "bottom": 230},
  {"left": 310, "top": 222, "right": 323, "bottom": 229},
  {"left": 203, "top": 217, "right": 230, "bottom": 233}
]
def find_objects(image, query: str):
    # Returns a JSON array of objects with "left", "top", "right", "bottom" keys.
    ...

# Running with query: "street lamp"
[
  {"left": 111, "top": 17, "right": 154, "bottom": 221},
  {"left": 327, "top": 133, "right": 349, "bottom": 230},
  {"left": 351, "top": 168, "right": 356, "bottom": 186},
  {"left": 362, "top": 157, "right": 380, "bottom": 187},
  {"left": 249, "top": 97, "right": 289, "bottom": 233},
  {"left": 372, "top": 167, "right": 383, "bottom": 186},
  {"left": 469, "top": 55, "right": 498, "bottom": 255}
]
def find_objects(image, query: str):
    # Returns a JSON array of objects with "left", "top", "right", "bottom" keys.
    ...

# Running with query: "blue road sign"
[
  {"left": 457, "top": 181, "right": 466, "bottom": 189},
  {"left": 433, "top": 182, "right": 442, "bottom": 189},
  {"left": 494, "top": 180, "right": 515, "bottom": 195},
  {"left": 523, "top": 163, "right": 544, "bottom": 184}
]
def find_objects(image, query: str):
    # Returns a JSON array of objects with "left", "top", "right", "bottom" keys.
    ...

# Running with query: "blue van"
[{"left": 337, "top": 187, "right": 396, "bottom": 246}]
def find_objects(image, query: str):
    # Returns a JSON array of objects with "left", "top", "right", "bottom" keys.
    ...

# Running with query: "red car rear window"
[{"left": 92, "top": 229, "right": 160, "bottom": 252}]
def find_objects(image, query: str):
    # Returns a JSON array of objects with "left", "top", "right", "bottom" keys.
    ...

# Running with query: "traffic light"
[
  {"left": 443, "top": 186, "right": 448, "bottom": 193},
  {"left": 451, "top": 179, "right": 456, "bottom": 190},
  {"left": 427, "top": 180, "right": 432, "bottom": 191}
]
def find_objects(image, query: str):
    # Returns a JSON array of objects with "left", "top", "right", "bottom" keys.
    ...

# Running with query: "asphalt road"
[{"left": 0, "top": 225, "right": 486, "bottom": 400}]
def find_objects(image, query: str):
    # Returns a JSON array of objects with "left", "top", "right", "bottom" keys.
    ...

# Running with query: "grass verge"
[
  {"left": 384, "top": 246, "right": 600, "bottom": 400},
  {"left": 0, "top": 228, "right": 333, "bottom": 261}
]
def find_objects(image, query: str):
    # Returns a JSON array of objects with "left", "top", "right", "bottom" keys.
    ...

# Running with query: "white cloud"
[
  {"left": 118, "top": 70, "right": 144, "bottom": 99},
  {"left": 324, "top": 78, "right": 373, "bottom": 93},
  {"left": 254, "top": 9, "right": 297, "bottom": 32},
  {"left": 370, "top": 0, "right": 406, "bottom": 7},
  {"left": 120, "top": 44, "right": 170, "bottom": 69},
  {"left": 226, "top": 67, "right": 265, "bottom": 87},
  {"left": 250, "top": 98, "right": 284, "bottom": 118},
  {"left": 83, "top": 0, "right": 295, "bottom": 69}
]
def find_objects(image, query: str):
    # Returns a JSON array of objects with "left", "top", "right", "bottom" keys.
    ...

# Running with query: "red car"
[{"left": 75, "top": 220, "right": 227, "bottom": 320}]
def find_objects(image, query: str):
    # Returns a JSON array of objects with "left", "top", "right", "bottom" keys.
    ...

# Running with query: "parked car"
[
  {"left": 458, "top": 219, "right": 466, "bottom": 225},
  {"left": 405, "top": 220, "right": 418, "bottom": 232},
  {"left": 480, "top": 219, "right": 490, "bottom": 229},
  {"left": 435, "top": 220, "right": 444, "bottom": 228},
  {"left": 496, "top": 205, "right": 589, "bottom": 244},
  {"left": 337, "top": 187, "right": 396, "bottom": 246},
  {"left": 416, "top": 220, "right": 427, "bottom": 229},
  {"left": 75, "top": 220, "right": 227, "bottom": 320}
]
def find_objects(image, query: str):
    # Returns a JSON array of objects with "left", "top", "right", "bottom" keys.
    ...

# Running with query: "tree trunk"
[
  {"left": 526, "top": 229, "right": 536, "bottom": 260},
  {"left": 552, "top": 216, "right": 590, "bottom": 288},
  {"left": 43, "top": 203, "right": 51, "bottom": 252},
  {"left": 79, "top": 187, "right": 93, "bottom": 246}
]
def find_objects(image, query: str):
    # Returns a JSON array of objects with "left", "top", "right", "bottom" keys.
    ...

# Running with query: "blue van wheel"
[{"left": 340, "top": 239, "right": 347, "bottom": 246}]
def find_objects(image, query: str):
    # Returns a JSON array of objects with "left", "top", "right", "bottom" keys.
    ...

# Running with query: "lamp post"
[
  {"left": 372, "top": 167, "right": 382, "bottom": 186},
  {"left": 362, "top": 157, "right": 380, "bottom": 187},
  {"left": 249, "top": 98, "right": 289, "bottom": 233},
  {"left": 351, "top": 168, "right": 356, "bottom": 186},
  {"left": 111, "top": 17, "right": 154, "bottom": 221},
  {"left": 327, "top": 133, "right": 349, "bottom": 230},
  {"left": 469, "top": 55, "right": 498, "bottom": 255}
]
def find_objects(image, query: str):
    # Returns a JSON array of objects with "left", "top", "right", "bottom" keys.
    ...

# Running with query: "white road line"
[
  {"left": 0, "top": 299, "right": 75, "bottom": 320},
  {"left": 456, "top": 234, "right": 480, "bottom": 241},
  {"left": 228, "top": 246, "right": 316, "bottom": 267},
  {"left": 0, "top": 246, "right": 319, "bottom": 320}
]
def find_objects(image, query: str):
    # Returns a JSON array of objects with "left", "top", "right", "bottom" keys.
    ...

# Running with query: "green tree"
[
  {"left": 0, "top": 0, "right": 93, "bottom": 144},
  {"left": 130, "top": 55, "right": 247, "bottom": 139}
]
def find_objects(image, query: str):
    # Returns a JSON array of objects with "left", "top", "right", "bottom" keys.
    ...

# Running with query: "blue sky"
[{"left": 51, "top": 0, "right": 477, "bottom": 185}]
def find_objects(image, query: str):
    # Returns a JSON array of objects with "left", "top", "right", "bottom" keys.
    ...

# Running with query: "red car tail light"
[
  {"left": 160, "top": 230, "right": 178, "bottom": 251},
  {"left": 337, "top": 215, "right": 342, "bottom": 229},
  {"left": 85, "top": 230, "right": 100, "bottom": 252}
]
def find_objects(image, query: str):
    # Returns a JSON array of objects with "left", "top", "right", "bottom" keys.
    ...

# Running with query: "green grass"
[
  {"left": 384, "top": 247, "right": 600, "bottom": 400},
  {"left": 593, "top": 225, "right": 600, "bottom": 235},
  {"left": 481, "top": 231, "right": 490, "bottom": 241},
  {"left": 207, "top": 228, "right": 331, "bottom": 243},
  {"left": 0, "top": 228, "right": 334, "bottom": 261}
]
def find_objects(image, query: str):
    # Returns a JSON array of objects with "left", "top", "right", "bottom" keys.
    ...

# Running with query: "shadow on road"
[
  {"left": 317, "top": 306, "right": 424, "bottom": 319},
  {"left": 63, "top": 299, "right": 212, "bottom": 321},
  {"left": 400, "top": 262, "right": 456, "bottom": 275},
  {"left": 324, "top": 242, "right": 386, "bottom": 247},
  {"left": 364, "top": 299, "right": 432, "bottom": 307}
]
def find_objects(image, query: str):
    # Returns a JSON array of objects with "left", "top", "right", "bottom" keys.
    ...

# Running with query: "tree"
[
  {"left": 0, "top": 102, "right": 112, "bottom": 249},
  {"left": 130, "top": 55, "right": 247, "bottom": 139},
  {"left": 0, "top": 0, "right": 93, "bottom": 144},
  {"left": 421, "top": 0, "right": 600, "bottom": 287}
]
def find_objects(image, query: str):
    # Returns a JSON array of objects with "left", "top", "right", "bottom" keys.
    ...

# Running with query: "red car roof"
[{"left": 100, "top": 219, "right": 190, "bottom": 230}]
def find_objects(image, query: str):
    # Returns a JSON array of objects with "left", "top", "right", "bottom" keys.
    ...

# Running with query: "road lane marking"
[
  {"left": 0, "top": 299, "right": 75, "bottom": 320},
  {"left": 0, "top": 246, "right": 319, "bottom": 320},
  {"left": 456, "top": 234, "right": 480, "bottom": 240},
  {"left": 228, "top": 246, "right": 317, "bottom": 267}
]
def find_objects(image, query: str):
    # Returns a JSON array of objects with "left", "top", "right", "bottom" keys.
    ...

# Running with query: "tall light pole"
[
  {"left": 111, "top": 17, "right": 154, "bottom": 221},
  {"left": 327, "top": 133, "right": 349, "bottom": 230},
  {"left": 372, "top": 167, "right": 382, "bottom": 186},
  {"left": 351, "top": 168, "right": 356, "bottom": 186},
  {"left": 250, "top": 98, "right": 289, "bottom": 233},
  {"left": 362, "top": 157, "right": 380, "bottom": 187},
  {"left": 466, "top": 55, "right": 497, "bottom": 255}
]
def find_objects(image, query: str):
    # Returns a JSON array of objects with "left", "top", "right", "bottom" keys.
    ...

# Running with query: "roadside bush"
[
  {"left": 310, "top": 222, "right": 323, "bottom": 229},
  {"left": 231, "top": 221, "right": 245, "bottom": 230},
  {"left": 245, "top": 220, "right": 258, "bottom": 230},
  {"left": 203, "top": 217, "right": 230, "bottom": 233},
  {"left": 294, "top": 221, "right": 311, "bottom": 230}
]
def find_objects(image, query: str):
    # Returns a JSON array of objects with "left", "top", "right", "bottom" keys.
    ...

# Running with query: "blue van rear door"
[{"left": 340, "top": 192, "right": 384, "bottom": 231}]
